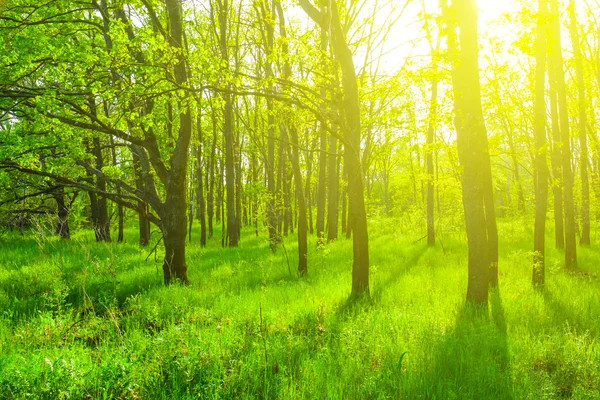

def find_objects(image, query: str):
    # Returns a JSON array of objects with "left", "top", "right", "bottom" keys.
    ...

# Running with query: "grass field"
[{"left": 0, "top": 217, "right": 599, "bottom": 399}]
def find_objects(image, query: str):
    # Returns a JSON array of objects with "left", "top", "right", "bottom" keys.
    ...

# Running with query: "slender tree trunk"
[
  {"left": 548, "top": 66, "right": 564, "bottom": 248},
  {"left": 341, "top": 152, "right": 347, "bottom": 234},
  {"left": 109, "top": 136, "right": 124, "bottom": 242},
  {"left": 235, "top": 118, "right": 243, "bottom": 240},
  {"left": 306, "top": 130, "right": 316, "bottom": 235},
  {"left": 276, "top": 3, "right": 308, "bottom": 273},
  {"left": 131, "top": 148, "right": 150, "bottom": 246},
  {"left": 315, "top": 5, "right": 328, "bottom": 245},
  {"left": 327, "top": 123, "right": 339, "bottom": 242},
  {"left": 217, "top": 156, "right": 222, "bottom": 225},
  {"left": 282, "top": 147, "right": 290, "bottom": 237},
  {"left": 533, "top": 0, "right": 549, "bottom": 287},
  {"left": 426, "top": 71, "right": 438, "bottom": 247},
  {"left": 568, "top": 0, "right": 590, "bottom": 246},
  {"left": 208, "top": 107, "right": 217, "bottom": 237},
  {"left": 330, "top": 0, "right": 369, "bottom": 295},
  {"left": 92, "top": 137, "right": 111, "bottom": 242},
  {"left": 549, "top": 0, "right": 577, "bottom": 269},
  {"left": 196, "top": 115, "right": 207, "bottom": 247},
  {"left": 503, "top": 118, "right": 526, "bottom": 213},
  {"left": 218, "top": 0, "right": 239, "bottom": 247}
]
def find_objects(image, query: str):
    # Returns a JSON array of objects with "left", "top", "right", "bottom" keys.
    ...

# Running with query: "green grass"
[{"left": 0, "top": 216, "right": 599, "bottom": 399}]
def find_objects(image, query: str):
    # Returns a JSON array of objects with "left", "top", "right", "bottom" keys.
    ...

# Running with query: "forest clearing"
[
  {"left": 0, "top": 221, "right": 598, "bottom": 398},
  {"left": 1, "top": 0, "right": 600, "bottom": 397}
]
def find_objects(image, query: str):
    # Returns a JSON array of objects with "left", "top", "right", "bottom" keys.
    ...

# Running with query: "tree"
[
  {"left": 533, "top": 0, "right": 549, "bottom": 287},
  {"left": 549, "top": 0, "right": 577, "bottom": 269},
  {"left": 568, "top": 0, "right": 590, "bottom": 246},
  {"left": 446, "top": 0, "right": 497, "bottom": 304},
  {"left": 299, "top": 0, "right": 370, "bottom": 296}
]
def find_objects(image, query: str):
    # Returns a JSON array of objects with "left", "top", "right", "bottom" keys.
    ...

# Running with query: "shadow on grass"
[
  {"left": 371, "top": 245, "right": 428, "bottom": 304},
  {"left": 543, "top": 287, "right": 597, "bottom": 336},
  {"left": 413, "top": 290, "right": 513, "bottom": 399}
]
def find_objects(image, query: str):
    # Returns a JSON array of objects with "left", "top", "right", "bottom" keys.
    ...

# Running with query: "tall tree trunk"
[
  {"left": 92, "top": 137, "right": 111, "bottom": 242},
  {"left": 298, "top": 0, "right": 369, "bottom": 294},
  {"left": 109, "top": 136, "right": 124, "bottom": 242},
  {"left": 217, "top": 156, "right": 222, "bottom": 225},
  {"left": 426, "top": 70, "right": 438, "bottom": 247},
  {"left": 131, "top": 148, "right": 150, "bottom": 246},
  {"left": 341, "top": 154, "right": 347, "bottom": 235},
  {"left": 282, "top": 147, "right": 290, "bottom": 237},
  {"left": 235, "top": 117, "right": 243, "bottom": 240},
  {"left": 196, "top": 114, "right": 207, "bottom": 247},
  {"left": 533, "top": 0, "right": 549, "bottom": 287},
  {"left": 218, "top": 0, "right": 239, "bottom": 247},
  {"left": 549, "top": 0, "right": 577, "bottom": 269},
  {"left": 162, "top": 0, "right": 192, "bottom": 285},
  {"left": 503, "top": 116, "right": 526, "bottom": 213},
  {"left": 208, "top": 106, "right": 217, "bottom": 237},
  {"left": 306, "top": 130, "right": 316, "bottom": 235},
  {"left": 276, "top": 3, "right": 308, "bottom": 274},
  {"left": 327, "top": 121, "right": 339, "bottom": 242},
  {"left": 315, "top": 4, "right": 328, "bottom": 245},
  {"left": 568, "top": 0, "right": 590, "bottom": 246},
  {"left": 448, "top": 0, "right": 496, "bottom": 304},
  {"left": 548, "top": 65, "right": 564, "bottom": 248}
]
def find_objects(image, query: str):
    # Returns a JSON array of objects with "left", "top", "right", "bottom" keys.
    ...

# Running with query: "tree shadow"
[
  {"left": 542, "top": 287, "right": 597, "bottom": 336},
  {"left": 371, "top": 245, "right": 428, "bottom": 304},
  {"left": 415, "top": 292, "right": 513, "bottom": 399}
]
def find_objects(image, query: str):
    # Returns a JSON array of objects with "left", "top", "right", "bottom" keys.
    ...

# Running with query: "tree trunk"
[
  {"left": 568, "top": 0, "right": 590, "bottom": 246},
  {"left": 54, "top": 186, "right": 70, "bottom": 239},
  {"left": 282, "top": 146, "right": 290, "bottom": 237},
  {"left": 426, "top": 70, "right": 438, "bottom": 247},
  {"left": 448, "top": 0, "right": 496, "bottom": 304},
  {"left": 131, "top": 148, "right": 150, "bottom": 246},
  {"left": 208, "top": 105, "right": 217, "bottom": 238},
  {"left": 549, "top": 0, "right": 577, "bottom": 269},
  {"left": 327, "top": 125, "right": 339, "bottom": 242},
  {"left": 196, "top": 115, "right": 207, "bottom": 247},
  {"left": 162, "top": 0, "right": 193, "bottom": 284},
  {"left": 533, "top": 0, "right": 549, "bottom": 287},
  {"left": 109, "top": 135, "right": 124, "bottom": 242},
  {"left": 315, "top": 6, "right": 328, "bottom": 245},
  {"left": 548, "top": 67, "right": 564, "bottom": 249},
  {"left": 341, "top": 153, "right": 347, "bottom": 234},
  {"left": 218, "top": 0, "right": 238, "bottom": 247},
  {"left": 306, "top": 130, "right": 316, "bottom": 235},
  {"left": 91, "top": 138, "right": 111, "bottom": 242},
  {"left": 330, "top": 0, "right": 369, "bottom": 296}
]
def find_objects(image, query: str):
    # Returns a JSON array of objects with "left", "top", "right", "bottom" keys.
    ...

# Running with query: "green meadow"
[{"left": 1, "top": 218, "right": 598, "bottom": 399}]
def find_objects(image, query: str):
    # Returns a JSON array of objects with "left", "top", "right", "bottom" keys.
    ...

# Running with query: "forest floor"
[{"left": 0, "top": 216, "right": 599, "bottom": 399}]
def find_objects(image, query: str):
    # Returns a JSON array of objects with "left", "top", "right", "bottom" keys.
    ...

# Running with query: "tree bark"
[
  {"left": 162, "top": 0, "right": 192, "bottom": 284},
  {"left": 315, "top": 2, "right": 328, "bottom": 245},
  {"left": 217, "top": 0, "right": 239, "bottom": 247},
  {"left": 196, "top": 115, "right": 207, "bottom": 247},
  {"left": 548, "top": 65, "right": 564, "bottom": 249},
  {"left": 426, "top": 70, "right": 438, "bottom": 247},
  {"left": 533, "top": 0, "right": 549, "bottom": 287},
  {"left": 53, "top": 186, "right": 70, "bottom": 239},
  {"left": 448, "top": 0, "right": 496, "bottom": 304},
  {"left": 327, "top": 124, "right": 339, "bottom": 242},
  {"left": 568, "top": 0, "right": 590, "bottom": 246},
  {"left": 549, "top": 0, "right": 577, "bottom": 269}
]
